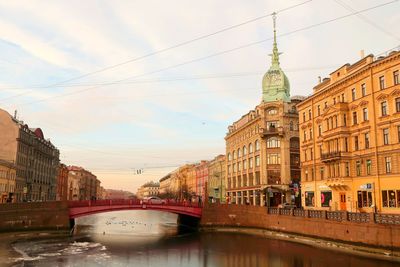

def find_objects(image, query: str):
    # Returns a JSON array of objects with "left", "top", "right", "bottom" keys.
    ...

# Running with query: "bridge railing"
[{"left": 67, "top": 199, "right": 202, "bottom": 208}]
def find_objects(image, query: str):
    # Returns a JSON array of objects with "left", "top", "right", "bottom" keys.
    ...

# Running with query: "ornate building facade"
[
  {"left": 207, "top": 155, "right": 226, "bottom": 203},
  {"left": 298, "top": 49, "right": 400, "bottom": 213},
  {"left": 225, "top": 14, "right": 302, "bottom": 207},
  {"left": 0, "top": 108, "right": 60, "bottom": 202}
]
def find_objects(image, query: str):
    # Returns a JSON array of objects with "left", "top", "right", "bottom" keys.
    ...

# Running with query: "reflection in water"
[{"left": 10, "top": 210, "right": 399, "bottom": 267}]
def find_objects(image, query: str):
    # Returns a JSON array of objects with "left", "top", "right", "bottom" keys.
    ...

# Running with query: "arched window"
[
  {"left": 237, "top": 148, "right": 241, "bottom": 158},
  {"left": 267, "top": 137, "right": 280, "bottom": 148},
  {"left": 233, "top": 151, "right": 236, "bottom": 160},
  {"left": 268, "top": 108, "right": 278, "bottom": 115},
  {"left": 243, "top": 145, "right": 247, "bottom": 156},
  {"left": 249, "top": 143, "right": 253, "bottom": 153},
  {"left": 255, "top": 140, "right": 260, "bottom": 151},
  {"left": 228, "top": 153, "right": 231, "bottom": 161}
]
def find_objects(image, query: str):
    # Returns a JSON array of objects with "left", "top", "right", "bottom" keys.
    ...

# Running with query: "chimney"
[
  {"left": 360, "top": 49, "right": 365, "bottom": 59},
  {"left": 14, "top": 110, "right": 17, "bottom": 119},
  {"left": 318, "top": 76, "right": 322, "bottom": 83}
]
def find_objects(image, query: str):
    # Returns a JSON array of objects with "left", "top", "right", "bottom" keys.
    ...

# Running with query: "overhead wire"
[
  {"left": 8, "top": 0, "right": 398, "bottom": 107},
  {"left": 0, "top": 0, "right": 312, "bottom": 101}
]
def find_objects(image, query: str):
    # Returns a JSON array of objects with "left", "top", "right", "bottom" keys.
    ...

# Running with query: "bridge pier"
[{"left": 177, "top": 214, "right": 200, "bottom": 233}]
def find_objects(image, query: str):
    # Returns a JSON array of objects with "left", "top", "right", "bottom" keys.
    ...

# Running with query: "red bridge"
[{"left": 67, "top": 199, "right": 202, "bottom": 219}]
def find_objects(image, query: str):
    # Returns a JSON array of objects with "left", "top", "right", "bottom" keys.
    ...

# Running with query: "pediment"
[
  {"left": 390, "top": 89, "right": 400, "bottom": 97},
  {"left": 359, "top": 100, "right": 369, "bottom": 107},
  {"left": 316, "top": 118, "right": 323, "bottom": 124},
  {"left": 322, "top": 105, "right": 338, "bottom": 116},
  {"left": 349, "top": 104, "right": 358, "bottom": 111},
  {"left": 376, "top": 93, "right": 388, "bottom": 101}
]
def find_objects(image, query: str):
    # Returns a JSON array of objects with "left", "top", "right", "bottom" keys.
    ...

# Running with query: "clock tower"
[{"left": 262, "top": 13, "right": 290, "bottom": 103}]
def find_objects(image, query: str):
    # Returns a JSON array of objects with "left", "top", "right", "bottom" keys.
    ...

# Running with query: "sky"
[{"left": 0, "top": 0, "right": 399, "bottom": 193}]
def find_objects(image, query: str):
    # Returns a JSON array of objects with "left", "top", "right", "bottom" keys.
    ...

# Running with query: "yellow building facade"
[
  {"left": 0, "top": 159, "right": 16, "bottom": 203},
  {"left": 298, "top": 50, "right": 400, "bottom": 214}
]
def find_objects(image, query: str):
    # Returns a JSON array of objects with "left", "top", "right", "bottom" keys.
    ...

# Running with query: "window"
[
  {"left": 289, "top": 121, "right": 294, "bottom": 131},
  {"left": 385, "top": 157, "right": 391, "bottom": 173},
  {"left": 383, "top": 128, "right": 389, "bottom": 145},
  {"left": 363, "top": 108, "right": 368, "bottom": 121},
  {"left": 268, "top": 109, "right": 277, "bottom": 115},
  {"left": 303, "top": 112, "right": 306, "bottom": 122},
  {"left": 365, "top": 132, "right": 370, "bottom": 149},
  {"left": 303, "top": 131, "right": 307, "bottom": 142},
  {"left": 345, "top": 162, "right": 350, "bottom": 176},
  {"left": 357, "top": 190, "right": 373, "bottom": 208},
  {"left": 317, "top": 105, "right": 320, "bottom": 116},
  {"left": 255, "top": 155, "right": 260, "bottom": 167},
  {"left": 398, "top": 125, "right": 400, "bottom": 143},
  {"left": 382, "top": 190, "right": 400, "bottom": 208},
  {"left": 341, "top": 93, "right": 345, "bottom": 102},
  {"left": 320, "top": 167, "right": 324, "bottom": 180},
  {"left": 356, "top": 161, "right": 361, "bottom": 176},
  {"left": 243, "top": 160, "right": 247, "bottom": 170},
  {"left": 321, "top": 191, "right": 332, "bottom": 207},
  {"left": 308, "top": 109, "right": 312, "bottom": 120},
  {"left": 249, "top": 158, "right": 253, "bottom": 168},
  {"left": 381, "top": 101, "right": 388, "bottom": 116},
  {"left": 249, "top": 143, "right": 253, "bottom": 153},
  {"left": 318, "top": 125, "right": 322, "bottom": 136},
  {"left": 345, "top": 137, "right": 348, "bottom": 152},
  {"left": 228, "top": 153, "right": 231, "bottom": 161},
  {"left": 361, "top": 83, "right": 366, "bottom": 96},
  {"left": 238, "top": 162, "right": 241, "bottom": 171},
  {"left": 354, "top": 136, "right": 359, "bottom": 151},
  {"left": 267, "top": 154, "right": 280, "bottom": 164},
  {"left": 343, "top": 114, "right": 347, "bottom": 126},
  {"left": 233, "top": 163, "right": 236, "bottom": 173},
  {"left": 233, "top": 151, "right": 236, "bottom": 160},
  {"left": 366, "top": 159, "right": 372, "bottom": 175},
  {"left": 305, "top": 191, "right": 314, "bottom": 207},
  {"left": 394, "top": 71, "right": 399, "bottom": 85},
  {"left": 309, "top": 129, "right": 313, "bottom": 139},
  {"left": 255, "top": 140, "right": 260, "bottom": 151},
  {"left": 243, "top": 146, "right": 247, "bottom": 156},
  {"left": 310, "top": 148, "right": 313, "bottom": 160},
  {"left": 237, "top": 148, "right": 241, "bottom": 158},
  {"left": 396, "top": 98, "right": 400, "bottom": 113},
  {"left": 227, "top": 165, "right": 231, "bottom": 174},
  {"left": 304, "top": 150, "right": 307, "bottom": 161},
  {"left": 379, "top": 76, "right": 385, "bottom": 90},
  {"left": 352, "top": 111, "right": 358, "bottom": 125},
  {"left": 267, "top": 137, "right": 280, "bottom": 148},
  {"left": 352, "top": 88, "right": 356, "bottom": 101}
]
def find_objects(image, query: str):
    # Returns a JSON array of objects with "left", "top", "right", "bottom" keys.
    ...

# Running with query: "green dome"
[{"left": 261, "top": 13, "right": 291, "bottom": 103}]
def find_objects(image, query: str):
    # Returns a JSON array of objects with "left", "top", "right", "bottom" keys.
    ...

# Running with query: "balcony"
[
  {"left": 321, "top": 151, "right": 342, "bottom": 162},
  {"left": 260, "top": 126, "right": 284, "bottom": 137}
]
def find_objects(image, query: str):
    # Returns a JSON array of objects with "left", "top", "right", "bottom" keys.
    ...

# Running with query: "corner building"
[
  {"left": 225, "top": 15, "right": 302, "bottom": 207},
  {"left": 298, "top": 50, "right": 400, "bottom": 213}
]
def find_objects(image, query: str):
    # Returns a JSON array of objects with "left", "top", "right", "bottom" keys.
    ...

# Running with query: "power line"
[
  {"left": 333, "top": 0, "right": 400, "bottom": 41},
  {"left": 11, "top": 0, "right": 398, "bottom": 107},
  {"left": 1, "top": 1, "right": 312, "bottom": 100}
]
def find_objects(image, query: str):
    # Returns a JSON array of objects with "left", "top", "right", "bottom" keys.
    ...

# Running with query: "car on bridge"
[{"left": 141, "top": 196, "right": 166, "bottom": 205}]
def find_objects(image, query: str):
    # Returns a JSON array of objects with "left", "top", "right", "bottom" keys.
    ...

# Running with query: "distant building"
[
  {"left": 0, "top": 108, "right": 60, "bottom": 202},
  {"left": 159, "top": 173, "right": 172, "bottom": 196},
  {"left": 0, "top": 159, "right": 16, "bottom": 203},
  {"left": 136, "top": 181, "right": 159, "bottom": 199},
  {"left": 105, "top": 189, "right": 135, "bottom": 199},
  {"left": 207, "top": 155, "right": 226, "bottom": 203},
  {"left": 67, "top": 166, "right": 97, "bottom": 200},
  {"left": 298, "top": 49, "right": 400, "bottom": 213},
  {"left": 195, "top": 160, "right": 209, "bottom": 201},
  {"left": 56, "top": 163, "right": 69, "bottom": 201}
]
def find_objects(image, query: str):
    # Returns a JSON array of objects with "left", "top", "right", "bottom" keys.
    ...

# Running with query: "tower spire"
[{"left": 270, "top": 12, "right": 281, "bottom": 68}]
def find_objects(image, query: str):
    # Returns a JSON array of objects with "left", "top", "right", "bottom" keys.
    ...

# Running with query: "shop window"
[
  {"left": 305, "top": 191, "right": 314, "bottom": 207},
  {"left": 357, "top": 190, "right": 373, "bottom": 208},
  {"left": 382, "top": 190, "right": 400, "bottom": 208},
  {"left": 321, "top": 191, "right": 332, "bottom": 207}
]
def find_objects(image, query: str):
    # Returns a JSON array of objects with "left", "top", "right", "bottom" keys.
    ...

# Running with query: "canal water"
[{"left": 9, "top": 210, "right": 399, "bottom": 267}]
